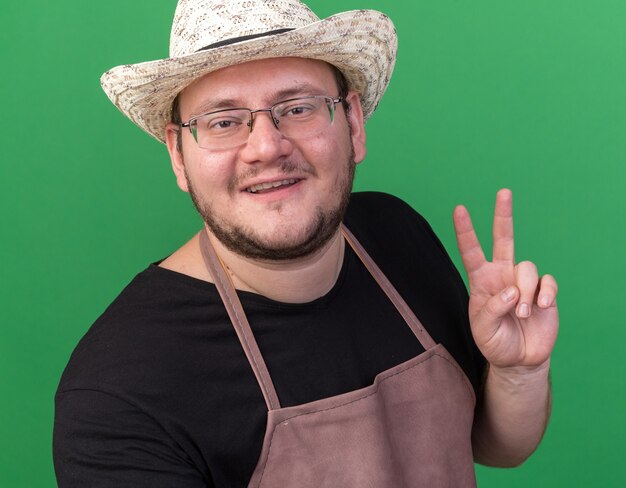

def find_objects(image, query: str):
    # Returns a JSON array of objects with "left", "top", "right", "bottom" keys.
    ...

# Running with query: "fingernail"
[
  {"left": 539, "top": 295, "right": 550, "bottom": 307},
  {"left": 501, "top": 287, "right": 516, "bottom": 302},
  {"left": 518, "top": 303, "right": 530, "bottom": 317}
]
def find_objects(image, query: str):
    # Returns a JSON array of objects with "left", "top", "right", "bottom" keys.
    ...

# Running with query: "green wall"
[{"left": 2, "top": 0, "right": 624, "bottom": 486}]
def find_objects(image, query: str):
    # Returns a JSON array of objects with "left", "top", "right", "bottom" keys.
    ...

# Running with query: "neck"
[{"left": 205, "top": 226, "right": 346, "bottom": 303}]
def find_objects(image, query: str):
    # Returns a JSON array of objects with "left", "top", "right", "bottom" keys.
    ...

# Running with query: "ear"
[
  {"left": 165, "top": 122, "right": 190, "bottom": 193},
  {"left": 345, "top": 91, "right": 367, "bottom": 164}
]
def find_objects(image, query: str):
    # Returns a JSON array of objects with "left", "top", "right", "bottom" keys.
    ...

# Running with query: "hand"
[{"left": 453, "top": 189, "right": 559, "bottom": 370}]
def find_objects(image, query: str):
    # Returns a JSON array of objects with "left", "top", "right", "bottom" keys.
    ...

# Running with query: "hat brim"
[{"left": 100, "top": 10, "right": 397, "bottom": 143}]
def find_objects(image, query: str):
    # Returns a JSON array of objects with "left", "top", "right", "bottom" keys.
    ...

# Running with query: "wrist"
[{"left": 487, "top": 358, "right": 551, "bottom": 390}]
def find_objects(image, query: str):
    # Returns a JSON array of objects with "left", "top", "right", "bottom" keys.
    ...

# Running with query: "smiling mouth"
[{"left": 245, "top": 178, "right": 301, "bottom": 194}]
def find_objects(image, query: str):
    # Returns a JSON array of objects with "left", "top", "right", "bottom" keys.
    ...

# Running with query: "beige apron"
[{"left": 199, "top": 225, "right": 477, "bottom": 487}]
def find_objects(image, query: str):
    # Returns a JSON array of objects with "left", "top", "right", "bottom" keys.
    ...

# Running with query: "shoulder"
[
  {"left": 345, "top": 191, "right": 423, "bottom": 225},
  {"left": 342, "top": 192, "right": 462, "bottom": 313},
  {"left": 57, "top": 265, "right": 226, "bottom": 396},
  {"left": 344, "top": 191, "right": 447, "bottom": 267},
  {"left": 345, "top": 192, "right": 486, "bottom": 392},
  {"left": 54, "top": 266, "right": 258, "bottom": 485}
]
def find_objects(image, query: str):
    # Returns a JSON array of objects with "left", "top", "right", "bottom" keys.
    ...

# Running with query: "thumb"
[{"left": 472, "top": 286, "right": 519, "bottom": 338}]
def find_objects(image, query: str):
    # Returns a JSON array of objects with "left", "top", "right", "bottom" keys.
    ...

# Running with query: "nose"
[
  {"left": 247, "top": 108, "right": 279, "bottom": 132},
  {"left": 239, "top": 110, "right": 292, "bottom": 164}
]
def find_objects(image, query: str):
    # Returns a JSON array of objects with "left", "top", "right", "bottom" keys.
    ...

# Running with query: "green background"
[{"left": 2, "top": 0, "right": 625, "bottom": 486}]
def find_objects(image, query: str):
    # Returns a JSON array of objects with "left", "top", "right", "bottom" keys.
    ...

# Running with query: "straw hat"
[{"left": 100, "top": 0, "right": 397, "bottom": 143}]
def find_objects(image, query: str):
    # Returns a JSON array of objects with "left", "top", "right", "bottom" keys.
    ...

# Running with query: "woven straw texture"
[{"left": 101, "top": 0, "right": 397, "bottom": 143}]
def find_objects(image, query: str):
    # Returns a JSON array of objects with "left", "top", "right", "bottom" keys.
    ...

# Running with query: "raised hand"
[{"left": 453, "top": 189, "right": 559, "bottom": 370}]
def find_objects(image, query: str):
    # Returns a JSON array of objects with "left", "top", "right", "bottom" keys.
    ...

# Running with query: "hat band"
[{"left": 198, "top": 28, "right": 295, "bottom": 51}]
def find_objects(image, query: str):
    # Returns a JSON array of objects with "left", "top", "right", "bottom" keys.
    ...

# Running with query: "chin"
[
  {"left": 186, "top": 156, "right": 356, "bottom": 261},
  {"left": 209, "top": 208, "right": 340, "bottom": 261}
]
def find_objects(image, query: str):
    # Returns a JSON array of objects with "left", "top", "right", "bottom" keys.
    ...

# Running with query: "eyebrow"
[
  {"left": 189, "top": 82, "right": 327, "bottom": 118},
  {"left": 272, "top": 83, "right": 325, "bottom": 101}
]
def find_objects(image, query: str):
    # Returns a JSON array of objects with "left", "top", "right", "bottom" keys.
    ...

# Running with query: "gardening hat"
[{"left": 100, "top": 0, "right": 397, "bottom": 143}]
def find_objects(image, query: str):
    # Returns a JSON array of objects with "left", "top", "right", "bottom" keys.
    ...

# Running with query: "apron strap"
[
  {"left": 198, "top": 224, "right": 437, "bottom": 411},
  {"left": 341, "top": 224, "right": 436, "bottom": 350},
  {"left": 198, "top": 229, "right": 281, "bottom": 411}
]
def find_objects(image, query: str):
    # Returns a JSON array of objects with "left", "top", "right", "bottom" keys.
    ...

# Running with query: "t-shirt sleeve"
[{"left": 54, "top": 389, "right": 210, "bottom": 488}]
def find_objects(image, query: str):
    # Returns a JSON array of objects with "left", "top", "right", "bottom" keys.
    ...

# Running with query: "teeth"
[{"left": 246, "top": 179, "right": 298, "bottom": 193}]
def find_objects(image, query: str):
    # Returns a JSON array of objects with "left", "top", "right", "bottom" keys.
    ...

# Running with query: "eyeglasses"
[{"left": 180, "top": 95, "right": 343, "bottom": 150}]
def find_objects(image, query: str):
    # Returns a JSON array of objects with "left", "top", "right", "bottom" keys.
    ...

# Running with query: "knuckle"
[
  {"left": 515, "top": 260, "right": 539, "bottom": 286},
  {"left": 517, "top": 260, "right": 538, "bottom": 272},
  {"left": 484, "top": 296, "right": 503, "bottom": 317},
  {"left": 542, "top": 274, "right": 558, "bottom": 293}
]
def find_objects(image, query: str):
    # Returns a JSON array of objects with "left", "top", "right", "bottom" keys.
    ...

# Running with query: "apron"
[{"left": 199, "top": 225, "right": 477, "bottom": 487}]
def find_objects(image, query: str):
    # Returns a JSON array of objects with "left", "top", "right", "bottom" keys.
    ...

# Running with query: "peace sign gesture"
[{"left": 453, "top": 189, "right": 559, "bottom": 370}]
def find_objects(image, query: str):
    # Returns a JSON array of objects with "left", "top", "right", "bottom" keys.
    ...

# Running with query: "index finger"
[
  {"left": 453, "top": 204, "right": 487, "bottom": 274},
  {"left": 492, "top": 188, "right": 515, "bottom": 263}
]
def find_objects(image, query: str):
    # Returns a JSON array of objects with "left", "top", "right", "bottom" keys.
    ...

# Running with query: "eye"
[
  {"left": 210, "top": 119, "right": 238, "bottom": 130},
  {"left": 278, "top": 101, "right": 317, "bottom": 119},
  {"left": 288, "top": 105, "right": 312, "bottom": 116},
  {"left": 200, "top": 112, "right": 247, "bottom": 134}
]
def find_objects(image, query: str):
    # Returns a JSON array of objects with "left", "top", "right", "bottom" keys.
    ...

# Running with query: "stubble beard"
[{"left": 185, "top": 147, "right": 356, "bottom": 261}]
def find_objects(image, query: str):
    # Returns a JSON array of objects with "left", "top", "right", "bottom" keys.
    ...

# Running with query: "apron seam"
[{"left": 256, "top": 350, "right": 474, "bottom": 486}]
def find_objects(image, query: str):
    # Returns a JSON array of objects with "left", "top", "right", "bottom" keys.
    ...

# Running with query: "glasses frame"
[{"left": 180, "top": 95, "right": 343, "bottom": 149}]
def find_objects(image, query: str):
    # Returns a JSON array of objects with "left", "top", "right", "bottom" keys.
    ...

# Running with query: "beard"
[{"left": 185, "top": 147, "right": 356, "bottom": 261}]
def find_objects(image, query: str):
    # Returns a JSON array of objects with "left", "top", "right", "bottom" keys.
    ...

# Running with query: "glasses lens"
[
  {"left": 188, "top": 97, "right": 337, "bottom": 149},
  {"left": 273, "top": 97, "right": 335, "bottom": 139},
  {"left": 194, "top": 109, "right": 250, "bottom": 150}
]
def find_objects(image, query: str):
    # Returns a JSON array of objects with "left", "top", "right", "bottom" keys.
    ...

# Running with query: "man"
[{"left": 54, "top": 0, "right": 559, "bottom": 486}]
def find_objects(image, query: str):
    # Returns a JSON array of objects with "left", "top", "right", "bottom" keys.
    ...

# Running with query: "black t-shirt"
[{"left": 54, "top": 192, "right": 485, "bottom": 487}]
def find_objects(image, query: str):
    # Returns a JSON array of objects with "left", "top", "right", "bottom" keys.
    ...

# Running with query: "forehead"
[{"left": 178, "top": 57, "right": 338, "bottom": 115}]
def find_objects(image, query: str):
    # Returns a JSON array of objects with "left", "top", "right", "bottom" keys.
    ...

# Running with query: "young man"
[{"left": 54, "top": 1, "right": 559, "bottom": 486}]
